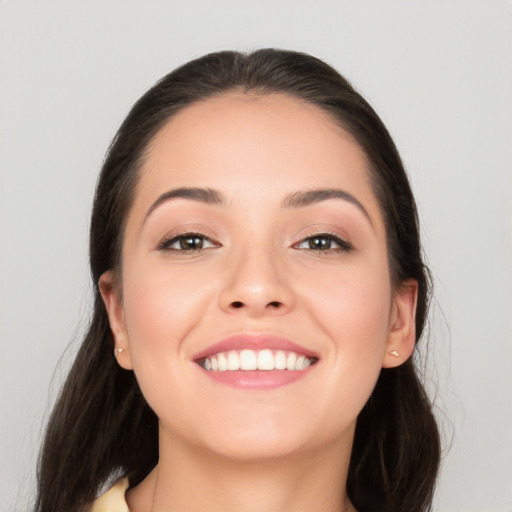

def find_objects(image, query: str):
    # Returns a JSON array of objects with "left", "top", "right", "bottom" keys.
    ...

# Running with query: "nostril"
[{"left": 228, "top": 300, "right": 283, "bottom": 310}]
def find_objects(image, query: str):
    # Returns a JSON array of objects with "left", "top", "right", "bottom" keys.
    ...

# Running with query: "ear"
[
  {"left": 382, "top": 279, "right": 418, "bottom": 368},
  {"left": 99, "top": 271, "right": 133, "bottom": 370}
]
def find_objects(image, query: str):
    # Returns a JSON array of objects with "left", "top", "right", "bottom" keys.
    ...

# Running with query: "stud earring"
[
  {"left": 114, "top": 348, "right": 124, "bottom": 357},
  {"left": 389, "top": 350, "right": 400, "bottom": 358}
]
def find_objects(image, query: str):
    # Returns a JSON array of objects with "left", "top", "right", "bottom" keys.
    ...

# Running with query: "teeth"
[
  {"left": 227, "top": 350, "right": 240, "bottom": 370},
  {"left": 240, "top": 349, "right": 257, "bottom": 370},
  {"left": 201, "top": 349, "right": 316, "bottom": 372},
  {"left": 257, "top": 349, "right": 274, "bottom": 371},
  {"left": 217, "top": 353, "right": 228, "bottom": 371},
  {"left": 286, "top": 352, "right": 297, "bottom": 370},
  {"left": 274, "top": 350, "right": 287, "bottom": 370}
]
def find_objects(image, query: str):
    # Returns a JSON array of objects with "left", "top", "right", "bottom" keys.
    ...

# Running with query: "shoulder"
[{"left": 88, "top": 477, "right": 130, "bottom": 512}]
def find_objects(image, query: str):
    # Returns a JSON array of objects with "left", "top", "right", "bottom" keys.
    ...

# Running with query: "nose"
[{"left": 218, "top": 246, "right": 295, "bottom": 318}]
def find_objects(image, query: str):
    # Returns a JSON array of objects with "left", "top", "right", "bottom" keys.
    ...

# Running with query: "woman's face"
[{"left": 101, "top": 93, "right": 417, "bottom": 460}]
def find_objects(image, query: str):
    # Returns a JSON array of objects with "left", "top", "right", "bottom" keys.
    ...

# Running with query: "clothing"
[{"left": 89, "top": 478, "right": 129, "bottom": 512}]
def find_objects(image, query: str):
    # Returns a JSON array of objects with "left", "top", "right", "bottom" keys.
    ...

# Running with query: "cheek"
[
  {"left": 120, "top": 262, "right": 213, "bottom": 380},
  {"left": 122, "top": 260, "right": 209, "bottom": 338},
  {"left": 298, "top": 259, "right": 392, "bottom": 411},
  {"left": 300, "top": 256, "right": 392, "bottom": 346},
  {"left": 118, "top": 263, "right": 213, "bottom": 423}
]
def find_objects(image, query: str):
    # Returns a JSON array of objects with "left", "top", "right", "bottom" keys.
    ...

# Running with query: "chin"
[
  {"left": 202, "top": 431, "right": 310, "bottom": 462},
  {"left": 176, "top": 411, "right": 351, "bottom": 463}
]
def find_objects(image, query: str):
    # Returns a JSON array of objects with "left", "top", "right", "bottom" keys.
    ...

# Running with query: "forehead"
[
  {"left": 147, "top": 92, "right": 361, "bottom": 161},
  {"left": 131, "top": 92, "right": 382, "bottom": 226}
]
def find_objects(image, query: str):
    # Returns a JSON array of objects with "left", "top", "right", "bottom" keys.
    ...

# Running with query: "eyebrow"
[
  {"left": 145, "top": 186, "right": 372, "bottom": 226},
  {"left": 282, "top": 188, "right": 372, "bottom": 225},
  {"left": 145, "top": 187, "right": 225, "bottom": 220}
]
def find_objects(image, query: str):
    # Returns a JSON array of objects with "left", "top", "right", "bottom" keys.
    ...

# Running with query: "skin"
[{"left": 100, "top": 93, "right": 417, "bottom": 512}]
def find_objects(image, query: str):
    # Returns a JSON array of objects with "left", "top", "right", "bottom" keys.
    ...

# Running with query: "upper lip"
[{"left": 192, "top": 334, "right": 320, "bottom": 361}]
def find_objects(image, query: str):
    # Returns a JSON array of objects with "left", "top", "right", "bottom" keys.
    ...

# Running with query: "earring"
[
  {"left": 389, "top": 350, "right": 400, "bottom": 358},
  {"left": 114, "top": 348, "right": 124, "bottom": 357}
]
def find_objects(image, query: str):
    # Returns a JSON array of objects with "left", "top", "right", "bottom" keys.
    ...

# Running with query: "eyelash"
[
  {"left": 158, "top": 232, "right": 219, "bottom": 252},
  {"left": 158, "top": 231, "right": 353, "bottom": 254},
  {"left": 293, "top": 232, "right": 353, "bottom": 253}
]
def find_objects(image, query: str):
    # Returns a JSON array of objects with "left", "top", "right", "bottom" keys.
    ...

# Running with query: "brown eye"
[
  {"left": 179, "top": 235, "right": 204, "bottom": 250},
  {"left": 159, "top": 233, "right": 218, "bottom": 251},
  {"left": 295, "top": 234, "right": 353, "bottom": 253},
  {"left": 307, "top": 236, "right": 332, "bottom": 250}
]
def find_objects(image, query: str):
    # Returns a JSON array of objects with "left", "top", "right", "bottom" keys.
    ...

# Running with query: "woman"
[{"left": 35, "top": 49, "right": 440, "bottom": 512}]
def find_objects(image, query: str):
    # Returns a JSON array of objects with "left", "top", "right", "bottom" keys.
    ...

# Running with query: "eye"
[
  {"left": 158, "top": 233, "right": 219, "bottom": 252},
  {"left": 294, "top": 233, "right": 353, "bottom": 253}
]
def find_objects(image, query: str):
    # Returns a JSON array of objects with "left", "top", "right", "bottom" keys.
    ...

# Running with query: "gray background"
[{"left": 1, "top": 1, "right": 511, "bottom": 510}]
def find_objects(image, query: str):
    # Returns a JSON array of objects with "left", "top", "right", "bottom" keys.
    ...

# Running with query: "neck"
[{"left": 127, "top": 430, "right": 356, "bottom": 512}]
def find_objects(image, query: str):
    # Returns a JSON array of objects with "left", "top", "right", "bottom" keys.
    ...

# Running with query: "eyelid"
[
  {"left": 158, "top": 230, "right": 221, "bottom": 251},
  {"left": 293, "top": 229, "right": 354, "bottom": 253}
]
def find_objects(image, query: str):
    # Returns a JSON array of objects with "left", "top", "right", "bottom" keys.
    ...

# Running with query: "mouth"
[
  {"left": 192, "top": 334, "right": 319, "bottom": 389},
  {"left": 198, "top": 349, "right": 318, "bottom": 372}
]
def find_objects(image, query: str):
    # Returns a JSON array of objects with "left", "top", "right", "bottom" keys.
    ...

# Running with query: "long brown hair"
[{"left": 35, "top": 49, "right": 440, "bottom": 512}]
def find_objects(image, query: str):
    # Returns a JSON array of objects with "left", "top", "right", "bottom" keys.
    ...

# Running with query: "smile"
[
  {"left": 199, "top": 349, "right": 317, "bottom": 371},
  {"left": 193, "top": 334, "right": 319, "bottom": 389}
]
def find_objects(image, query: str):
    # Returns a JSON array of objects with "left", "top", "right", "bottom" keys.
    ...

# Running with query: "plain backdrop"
[{"left": 1, "top": 1, "right": 511, "bottom": 510}]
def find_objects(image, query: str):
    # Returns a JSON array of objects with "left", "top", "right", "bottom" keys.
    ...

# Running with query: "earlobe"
[
  {"left": 382, "top": 279, "right": 418, "bottom": 369},
  {"left": 99, "top": 271, "right": 133, "bottom": 370}
]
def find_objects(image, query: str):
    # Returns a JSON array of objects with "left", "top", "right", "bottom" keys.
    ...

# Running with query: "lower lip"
[{"left": 197, "top": 366, "right": 314, "bottom": 390}]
